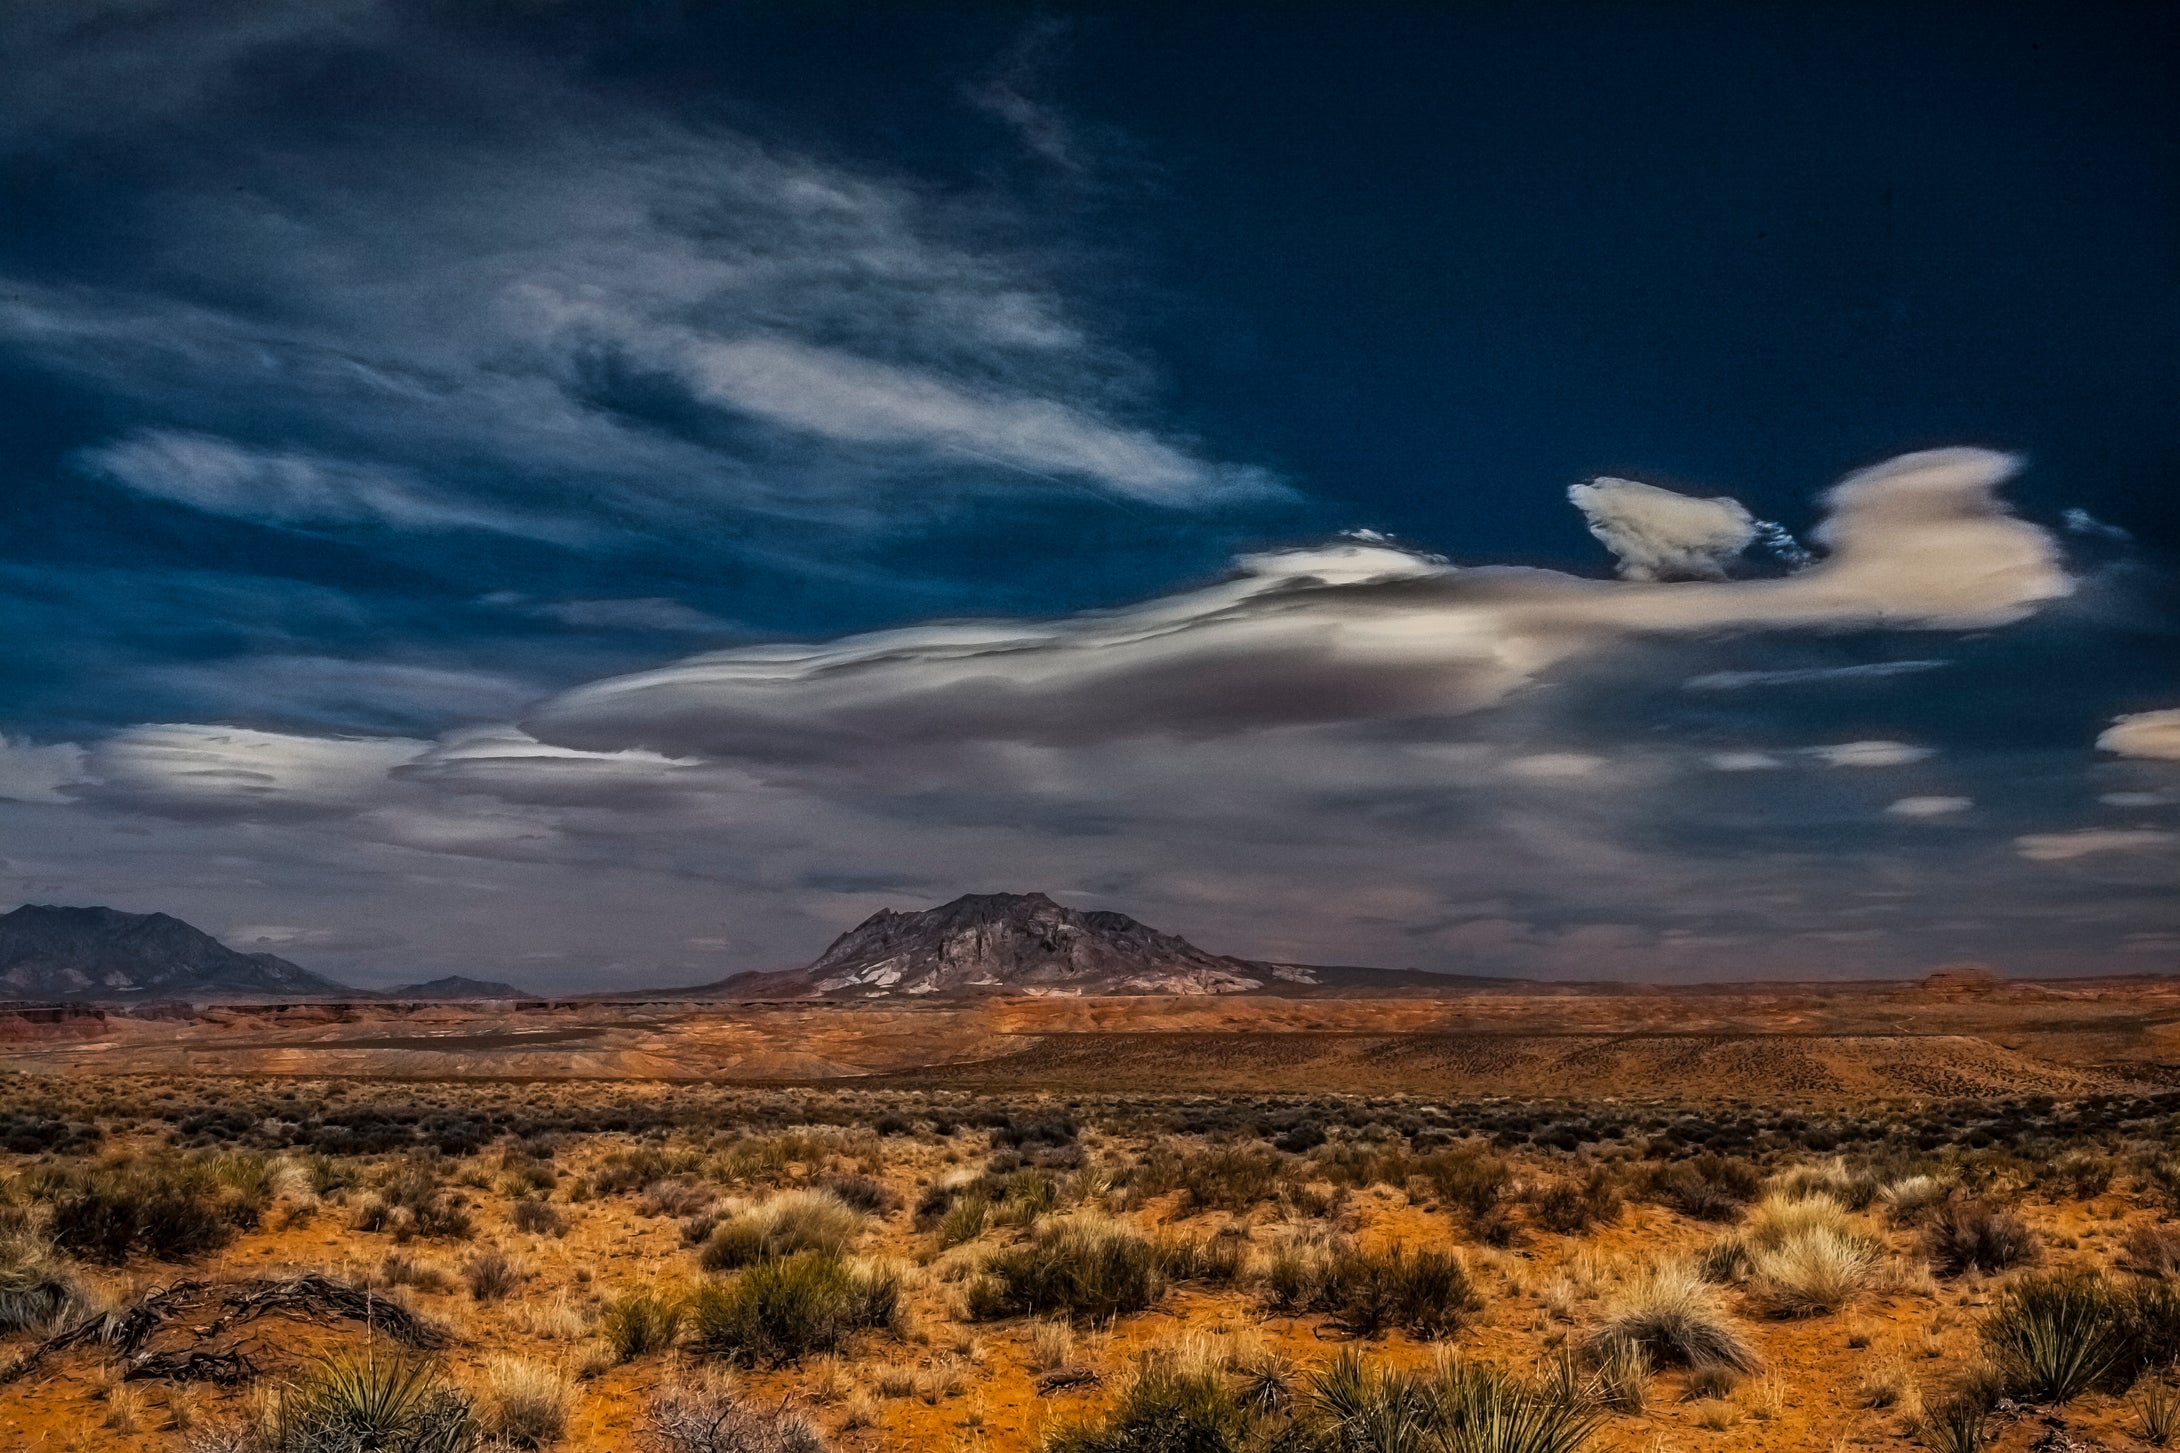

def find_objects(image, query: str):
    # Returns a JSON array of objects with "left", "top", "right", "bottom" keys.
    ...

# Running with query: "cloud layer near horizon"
[{"left": 6, "top": 447, "right": 2171, "bottom": 988}]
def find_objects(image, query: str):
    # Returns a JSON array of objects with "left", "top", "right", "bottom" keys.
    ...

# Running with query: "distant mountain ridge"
[
  {"left": 381, "top": 975, "right": 540, "bottom": 1000},
  {"left": 694, "top": 891, "right": 1493, "bottom": 1000},
  {"left": 0, "top": 905, "right": 352, "bottom": 1000}
]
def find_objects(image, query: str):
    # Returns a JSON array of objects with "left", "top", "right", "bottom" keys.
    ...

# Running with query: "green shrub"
[
  {"left": 597, "top": 1284, "right": 687, "bottom": 1362},
  {"left": 1043, "top": 1346, "right": 1255, "bottom": 1453},
  {"left": 686, "top": 1251, "right": 899, "bottom": 1365},
  {"left": 937, "top": 1195, "right": 990, "bottom": 1250},
  {"left": 698, "top": 1190, "right": 865, "bottom": 1272},
  {"left": 1316, "top": 1244, "right": 1481, "bottom": 1340},
  {"left": 966, "top": 1214, "right": 1161, "bottom": 1324},
  {"left": 1173, "top": 1146, "right": 1286, "bottom": 1213},
  {"left": 39, "top": 1155, "right": 262, "bottom": 1263}
]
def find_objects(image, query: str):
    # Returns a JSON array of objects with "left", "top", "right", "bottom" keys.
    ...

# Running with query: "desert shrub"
[
  {"left": 686, "top": 1252, "right": 899, "bottom": 1365},
  {"left": 1154, "top": 1229, "right": 1247, "bottom": 1287},
  {"left": 356, "top": 1168, "right": 473, "bottom": 1242},
  {"left": 1643, "top": 1155, "right": 1762, "bottom": 1222},
  {"left": 1418, "top": 1146, "right": 1514, "bottom": 1228},
  {"left": 1923, "top": 1199, "right": 2038, "bottom": 1276},
  {"left": 463, "top": 1250, "right": 523, "bottom": 1302},
  {"left": 2124, "top": 1225, "right": 2180, "bottom": 1279},
  {"left": 599, "top": 1285, "right": 687, "bottom": 1362},
  {"left": 266, "top": 1352, "right": 476, "bottom": 1453},
  {"left": 478, "top": 1357, "right": 575, "bottom": 1448},
  {"left": 1733, "top": 1193, "right": 1881, "bottom": 1318},
  {"left": 1528, "top": 1169, "right": 1622, "bottom": 1236},
  {"left": 1587, "top": 1339, "right": 1649, "bottom": 1412},
  {"left": 1586, "top": 1262, "right": 1758, "bottom": 1372},
  {"left": 1172, "top": 1146, "right": 1286, "bottom": 1213},
  {"left": 40, "top": 1155, "right": 261, "bottom": 1263},
  {"left": 2035, "top": 1152, "right": 2114, "bottom": 1201},
  {"left": 966, "top": 1214, "right": 1160, "bottom": 1323},
  {"left": 2144, "top": 1154, "right": 2180, "bottom": 1214},
  {"left": 1268, "top": 1241, "right": 1480, "bottom": 1340},
  {"left": 1042, "top": 1343, "right": 1256, "bottom": 1453},
  {"left": 509, "top": 1198, "right": 566, "bottom": 1236},
  {"left": 813, "top": 1174, "right": 899, "bottom": 1216},
  {"left": 699, "top": 1191, "right": 866, "bottom": 1272},
  {"left": 641, "top": 1383, "right": 828, "bottom": 1453},
  {"left": 641, "top": 1180, "right": 717, "bottom": 1219},
  {"left": 598, "top": 1147, "right": 708, "bottom": 1197}
]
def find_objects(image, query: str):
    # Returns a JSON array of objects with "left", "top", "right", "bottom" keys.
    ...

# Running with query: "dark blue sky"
[{"left": 0, "top": 2, "right": 2173, "bottom": 987}]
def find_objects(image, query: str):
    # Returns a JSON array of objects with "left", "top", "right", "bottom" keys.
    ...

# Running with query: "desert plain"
[{"left": 0, "top": 974, "right": 2174, "bottom": 1453}]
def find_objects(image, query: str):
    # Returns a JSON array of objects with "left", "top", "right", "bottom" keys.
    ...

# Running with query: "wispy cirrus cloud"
[{"left": 0, "top": 1, "right": 1274, "bottom": 553}]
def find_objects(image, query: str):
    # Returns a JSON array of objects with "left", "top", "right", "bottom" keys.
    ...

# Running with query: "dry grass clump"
[
  {"left": 1878, "top": 1174, "right": 1953, "bottom": 1224},
  {"left": 354, "top": 1167, "right": 474, "bottom": 1243},
  {"left": 965, "top": 1213, "right": 1162, "bottom": 1323},
  {"left": 1922, "top": 1198, "right": 2038, "bottom": 1276},
  {"left": 699, "top": 1190, "right": 866, "bottom": 1273},
  {"left": 508, "top": 1197, "right": 567, "bottom": 1236},
  {"left": 462, "top": 1248, "right": 524, "bottom": 1302},
  {"left": 1729, "top": 1193, "right": 1882, "bottom": 1318},
  {"left": 1586, "top": 1261, "right": 1759, "bottom": 1373},
  {"left": 686, "top": 1251, "right": 901, "bottom": 1365},
  {"left": 0, "top": 1222, "right": 84, "bottom": 1332},
  {"left": 477, "top": 1356, "right": 576, "bottom": 1448}
]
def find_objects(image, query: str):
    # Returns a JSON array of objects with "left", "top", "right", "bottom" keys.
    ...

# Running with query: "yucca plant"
[
  {"left": 2135, "top": 1378, "right": 2180, "bottom": 1447},
  {"left": 1981, "top": 1273, "right": 2125, "bottom": 1402},
  {"left": 1042, "top": 1347, "right": 1257, "bottom": 1453},
  {"left": 1915, "top": 1391, "right": 1990, "bottom": 1453},
  {"left": 1432, "top": 1355, "right": 1600, "bottom": 1453},
  {"left": 271, "top": 1351, "right": 476, "bottom": 1452}
]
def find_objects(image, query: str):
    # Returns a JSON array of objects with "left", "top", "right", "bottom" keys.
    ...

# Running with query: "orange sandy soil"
[
  {"left": 0, "top": 1123, "right": 2166, "bottom": 1452},
  {"left": 1, "top": 976, "right": 2175, "bottom": 1101}
]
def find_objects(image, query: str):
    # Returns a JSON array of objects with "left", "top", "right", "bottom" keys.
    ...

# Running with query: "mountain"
[
  {"left": 382, "top": 975, "right": 541, "bottom": 1000},
  {"left": 692, "top": 891, "right": 1438, "bottom": 1000},
  {"left": 0, "top": 905, "right": 353, "bottom": 1000}
]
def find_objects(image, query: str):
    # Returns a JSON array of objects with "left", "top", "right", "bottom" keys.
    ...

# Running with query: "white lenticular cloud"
[
  {"left": 2097, "top": 709, "right": 2180, "bottom": 762},
  {"left": 1887, "top": 796, "right": 1972, "bottom": 817},
  {"left": 529, "top": 448, "right": 2069, "bottom": 763},
  {"left": 1566, "top": 476, "right": 1758, "bottom": 580},
  {"left": 1809, "top": 741, "right": 1935, "bottom": 769},
  {"left": 82, "top": 724, "right": 427, "bottom": 817},
  {"left": 2016, "top": 829, "right": 2179, "bottom": 862}
]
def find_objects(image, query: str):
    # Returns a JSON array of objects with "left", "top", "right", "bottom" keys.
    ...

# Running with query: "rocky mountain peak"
[{"left": 801, "top": 891, "right": 1266, "bottom": 997}]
